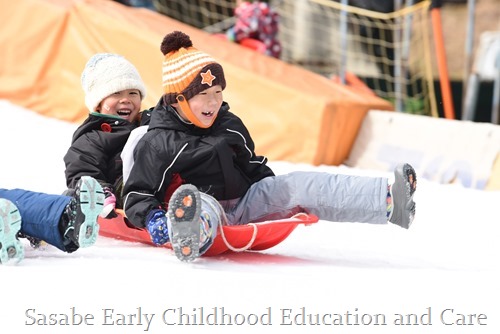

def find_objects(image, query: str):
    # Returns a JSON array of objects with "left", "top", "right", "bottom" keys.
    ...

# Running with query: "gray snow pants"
[{"left": 221, "top": 171, "right": 389, "bottom": 226}]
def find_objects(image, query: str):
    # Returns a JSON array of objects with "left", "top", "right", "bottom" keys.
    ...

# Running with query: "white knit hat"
[{"left": 81, "top": 53, "right": 146, "bottom": 112}]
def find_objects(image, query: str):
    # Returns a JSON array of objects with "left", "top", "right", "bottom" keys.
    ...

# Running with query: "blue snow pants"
[{"left": 0, "top": 188, "right": 71, "bottom": 251}]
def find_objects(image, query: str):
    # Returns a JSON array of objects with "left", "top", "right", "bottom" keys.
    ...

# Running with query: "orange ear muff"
[{"left": 176, "top": 94, "right": 211, "bottom": 128}]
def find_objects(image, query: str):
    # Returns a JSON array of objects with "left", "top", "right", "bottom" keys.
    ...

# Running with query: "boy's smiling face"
[
  {"left": 174, "top": 85, "right": 223, "bottom": 127},
  {"left": 97, "top": 89, "right": 142, "bottom": 122}
]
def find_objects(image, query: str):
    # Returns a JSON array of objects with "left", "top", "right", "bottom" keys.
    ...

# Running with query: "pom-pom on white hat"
[{"left": 81, "top": 53, "right": 146, "bottom": 112}]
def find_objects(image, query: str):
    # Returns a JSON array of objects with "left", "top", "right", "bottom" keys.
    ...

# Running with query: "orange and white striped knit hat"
[{"left": 161, "top": 31, "right": 226, "bottom": 105}]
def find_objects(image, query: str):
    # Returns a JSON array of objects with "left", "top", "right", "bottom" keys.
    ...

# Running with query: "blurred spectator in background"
[
  {"left": 229, "top": 1, "right": 281, "bottom": 58},
  {"left": 114, "top": 0, "right": 155, "bottom": 11}
]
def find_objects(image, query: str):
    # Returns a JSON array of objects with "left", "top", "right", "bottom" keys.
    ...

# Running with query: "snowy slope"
[{"left": 0, "top": 100, "right": 498, "bottom": 334}]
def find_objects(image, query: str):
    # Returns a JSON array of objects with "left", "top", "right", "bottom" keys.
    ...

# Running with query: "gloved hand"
[
  {"left": 99, "top": 187, "right": 118, "bottom": 219},
  {"left": 146, "top": 209, "right": 169, "bottom": 245}
]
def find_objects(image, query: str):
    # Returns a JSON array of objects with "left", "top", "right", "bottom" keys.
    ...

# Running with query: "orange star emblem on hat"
[{"left": 200, "top": 69, "right": 216, "bottom": 86}]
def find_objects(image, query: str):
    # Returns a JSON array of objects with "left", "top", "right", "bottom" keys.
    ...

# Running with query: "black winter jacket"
[
  {"left": 123, "top": 101, "right": 274, "bottom": 228},
  {"left": 64, "top": 111, "right": 150, "bottom": 206}
]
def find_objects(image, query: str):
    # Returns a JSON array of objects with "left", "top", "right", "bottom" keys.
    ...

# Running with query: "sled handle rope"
[
  {"left": 219, "top": 222, "right": 259, "bottom": 253},
  {"left": 217, "top": 212, "right": 310, "bottom": 253},
  {"left": 202, "top": 196, "right": 257, "bottom": 252}
]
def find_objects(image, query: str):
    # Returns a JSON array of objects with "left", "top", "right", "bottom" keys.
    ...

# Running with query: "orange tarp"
[{"left": 0, "top": 0, "right": 393, "bottom": 165}]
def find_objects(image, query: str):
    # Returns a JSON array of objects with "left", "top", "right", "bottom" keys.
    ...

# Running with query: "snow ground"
[{"left": 0, "top": 99, "right": 499, "bottom": 334}]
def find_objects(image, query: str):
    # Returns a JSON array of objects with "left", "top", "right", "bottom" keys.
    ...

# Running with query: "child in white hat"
[
  {"left": 64, "top": 53, "right": 149, "bottom": 220},
  {"left": 122, "top": 31, "right": 417, "bottom": 262}
]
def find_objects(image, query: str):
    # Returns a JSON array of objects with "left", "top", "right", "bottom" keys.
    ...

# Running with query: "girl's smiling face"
[
  {"left": 174, "top": 85, "right": 223, "bottom": 127},
  {"left": 97, "top": 89, "right": 142, "bottom": 122}
]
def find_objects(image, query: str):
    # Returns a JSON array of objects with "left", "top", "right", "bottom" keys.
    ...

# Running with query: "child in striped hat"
[{"left": 123, "top": 31, "right": 417, "bottom": 262}]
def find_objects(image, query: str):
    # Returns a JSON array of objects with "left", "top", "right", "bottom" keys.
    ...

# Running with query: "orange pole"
[{"left": 431, "top": 7, "right": 455, "bottom": 119}]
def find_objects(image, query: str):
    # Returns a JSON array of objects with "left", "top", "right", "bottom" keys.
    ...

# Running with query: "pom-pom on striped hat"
[{"left": 161, "top": 31, "right": 226, "bottom": 105}]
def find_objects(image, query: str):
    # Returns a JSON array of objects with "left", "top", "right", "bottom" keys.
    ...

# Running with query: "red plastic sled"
[{"left": 98, "top": 211, "right": 318, "bottom": 256}]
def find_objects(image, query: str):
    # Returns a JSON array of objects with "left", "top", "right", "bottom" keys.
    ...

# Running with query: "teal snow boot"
[
  {"left": 62, "top": 176, "right": 104, "bottom": 249},
  {"left": 0, "top": 198, "right": 24, "bottom": 264}
]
